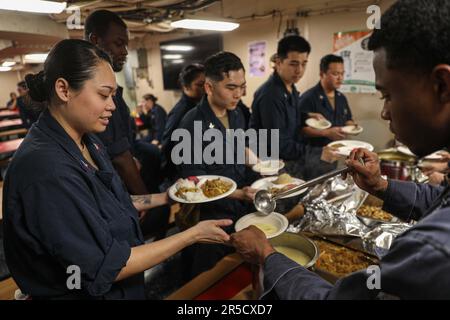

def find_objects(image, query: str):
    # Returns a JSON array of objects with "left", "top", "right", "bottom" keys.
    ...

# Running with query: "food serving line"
[{"left": 164, "top": 122, "right": 447, "bottom": 299}]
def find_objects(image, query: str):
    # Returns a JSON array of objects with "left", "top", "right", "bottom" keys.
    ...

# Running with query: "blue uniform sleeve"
[
  {"left": 343, "top": 96, "right": 353, "bottom": 122},
  {"left": 21, "top": 174, "right": 131, "bottom": 297},
  {"left": 175, "top": 118, "right": 208, "bottom": 178},
  {"left": 262, "top": 253, "right": 335, "bottom": 299},
  {"left": 161, "top": 116, "right": 175, "bottom": 151},
  {"left": 96, "top": 109, "right": 131, "bottom": 158},
  {"left": 155, "top": 107, "right": 168, "bottom": 142},
  {"left": 298, "top": 94, "right": 317, "bottom": 114},
  {"left": 179, "top": 163, "right": 208, "bottom": 178},
  {"left": 161, "top": 107, "right": 182, "bottom": 155},
  {"left": 254, "top": 94, "right": 304, "bottom": 160},
  {"left": 139, "top": 113, "right": 151, "bottom": 130},
  {"left": 263, "top": 252, "right": 380, "bottom": 299},
  {"left": 382, "top": 179, "right": 445, "bottom": 221}
]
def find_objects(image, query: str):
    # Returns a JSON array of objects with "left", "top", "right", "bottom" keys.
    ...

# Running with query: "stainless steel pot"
[
  {"left": 269, "top": 232, "right": 319, "bottom": 268},
  {"left": 377, "top": 150, "right": 418, "bottom": 181},
  {"left": 253, "top": 232, "right": 319, "bottom": 297}
]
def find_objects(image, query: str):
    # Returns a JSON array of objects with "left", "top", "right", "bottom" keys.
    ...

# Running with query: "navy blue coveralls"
[
  {"left": 250, "top": 72, "right": 307, "bottom": 179},
  {"left": 298, "top": 82, "right": 353, "bottom": 179},
  {"left": 177, "top": 97, "right": 258, "bottom": 278},
  {"left": 161, "top": 93, "right": 199, "bottom": 181},
  {"left": 299, "top": 82, "right": 353, "bottom": 147},
  {"left": 138, "top": 104, "right": 167, "bottom": 143},
  {"left": 2, "top": 109, "right": 146, "bottom": 299}
]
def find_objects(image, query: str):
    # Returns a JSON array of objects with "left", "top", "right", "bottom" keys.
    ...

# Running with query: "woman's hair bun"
[{"left": 25, "top": 71, "right": 47, "bottom": 102}]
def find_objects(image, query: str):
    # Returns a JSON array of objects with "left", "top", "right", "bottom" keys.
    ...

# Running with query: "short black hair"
[
  {"left": 204, "top": 51, "right": 244, "bottom": 82},
  {"left": 179, "top": 63, "right": 205, "bottom": 88},
  {"left": 368, "top": 0, "right": 450, "bottom": 74},
  {"left": 277, "top": 35, "right": 311, "bottom": 60},
  {"left": 17, "top": 81, "right": 27, "bottom": 89},
  {"left": 25, "top": 39, "right": 112, "bottom": 103},
  {"left": 84, "top": 10, "right": 127, "bottom": 40},
  {"left": 143, "top": 94, "right": 158, "bottom": 103},
  {"left": 320, "top": 54, "right": 344, "bottom": 73}
]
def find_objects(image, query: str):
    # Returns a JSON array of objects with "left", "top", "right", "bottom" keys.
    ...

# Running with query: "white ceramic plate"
[
  {"left": 327, "top": 140, "right": 374, "bottom": 156},
  {"left": 168, "top": 175, "right": 237, "bottom": 204},
  {"left": 235, "top": 212, "right": 288, "bottom": 239},
  {"left": 305, "top": 118, "right": 332, "bottom": 130},
  {"left": 252, "top": 160, "right": 285, "bottom": 176},
  {"left": 251, "top": 176, "right": 307, "bottom": 199},
  {"left": 424, "top": 150, "right": 448, "bottom": 160},
  {"left": 342, "top": 125, "right": 363, "bottom": 135}
]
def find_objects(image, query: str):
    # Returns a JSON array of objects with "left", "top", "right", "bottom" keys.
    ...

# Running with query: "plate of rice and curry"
[{"left": 168, "top": 175, "right": 237, "bottom": 204}]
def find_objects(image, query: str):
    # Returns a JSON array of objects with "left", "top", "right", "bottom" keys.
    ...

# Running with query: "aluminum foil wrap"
[
  {"left": 288, "top": 175, "right": 413, "bottom": 258},
  {"left": 361, "top": 222, "right": 413, "bottom": 257},
  {"left": 294, "top": 175, "right": 369, "bottom": 237}
]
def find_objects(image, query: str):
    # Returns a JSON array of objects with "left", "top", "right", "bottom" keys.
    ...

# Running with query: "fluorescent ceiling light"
[
  {"left": 161, "top": 45, "right": 194, "bottom": 52},
  {"left": 162, "top": 54, "right": 183, "bottom": 60},
  {"left": 171, "top": 19, "right": 239, "bottom": 32},
  {"left": 24, "top": 53, "right": 48, "bottom": 64},
  {"left": 2, "top": 61, "right": 16, "bottom": 67},
  {"left": 0, "top": 66, "right": 12, "bottom": 72},
  {"left": 172, "top": 59, "right": 185, "bottom": 64},
  {"left": 0, "top": 0, "right": 67, "bottom": 14}
]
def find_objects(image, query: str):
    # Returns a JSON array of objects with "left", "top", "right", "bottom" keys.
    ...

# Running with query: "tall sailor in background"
[
  {"left": 250, "top": 36, "right": 311, "bottom": 179},
  {"left": 177, "top": 52, "right": 258, "bottom": 278},
  {"left": 299, "top": 54, "right": 356, "bottom": 179},
  {"left": 85, "top": 10, "right": 169, "bottom": 237}
]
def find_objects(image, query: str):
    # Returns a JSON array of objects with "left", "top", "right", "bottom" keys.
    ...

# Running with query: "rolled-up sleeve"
[
  {"left": 383, "top": 179, "right": 444, "bottom": 221},
  {"left": 21, "top": 174, "right": 131, "bottom": 297}
]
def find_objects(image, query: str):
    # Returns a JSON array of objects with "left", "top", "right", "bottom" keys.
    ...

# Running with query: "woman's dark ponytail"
[{"left": 25, "top": 71, "right": 47, "bottom": 103}]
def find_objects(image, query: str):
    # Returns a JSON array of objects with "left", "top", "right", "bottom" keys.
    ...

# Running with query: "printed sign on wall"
[
  {"left": 334, "top": 31, "right": 376, "bottom": 93},
  {"left": 248, "top": 41, "right": 267, "bottom": 77}
]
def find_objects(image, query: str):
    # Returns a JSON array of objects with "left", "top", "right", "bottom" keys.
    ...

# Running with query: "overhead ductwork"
[{"left": 49, "top": 0, "right": 221, "bottom": 36}]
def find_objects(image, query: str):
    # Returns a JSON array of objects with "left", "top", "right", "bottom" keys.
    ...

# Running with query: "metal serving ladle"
[{"left": 254, "top": 158, "right": 365, "bottom": 215}]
